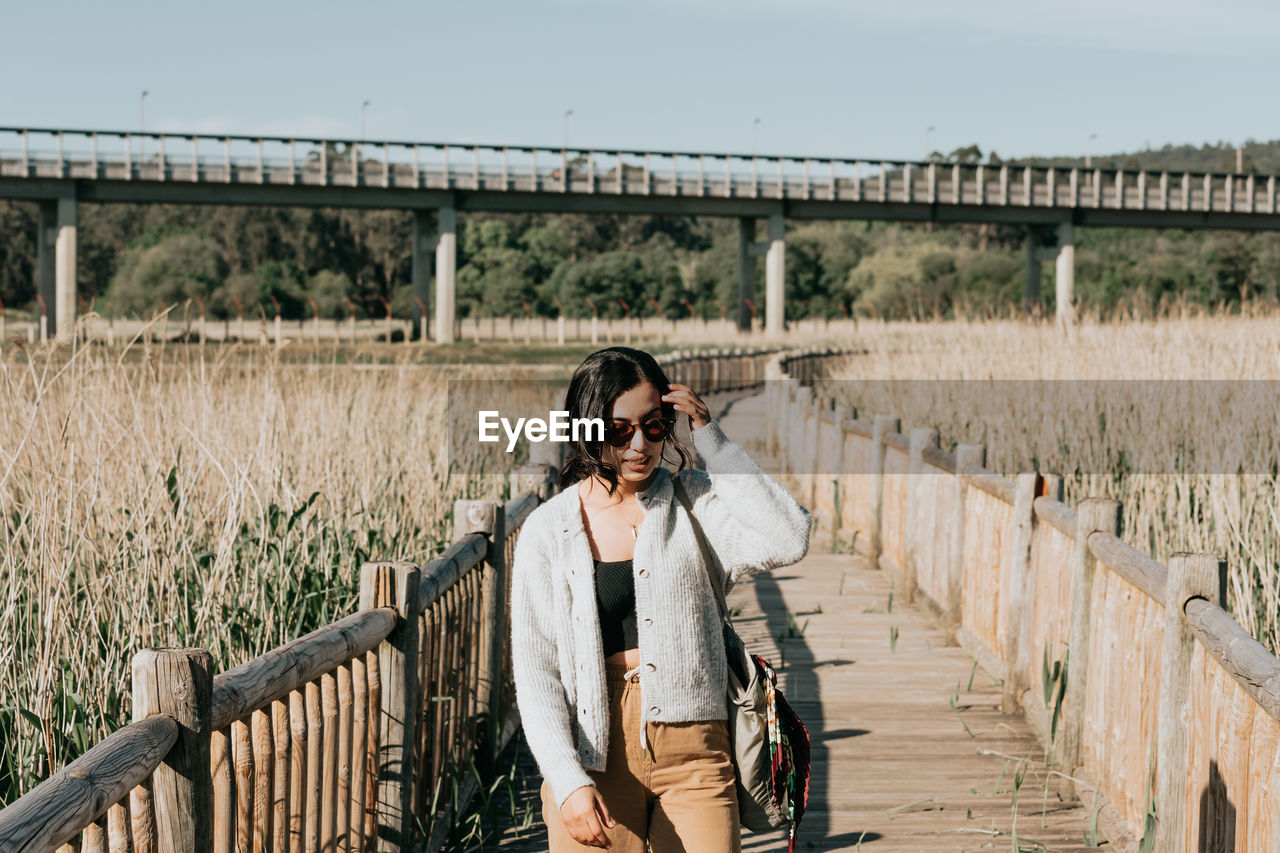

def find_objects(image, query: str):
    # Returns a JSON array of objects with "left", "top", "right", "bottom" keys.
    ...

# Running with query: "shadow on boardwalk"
[{"left": 477, "top": 392, "right": 1101, "bottom": 852}]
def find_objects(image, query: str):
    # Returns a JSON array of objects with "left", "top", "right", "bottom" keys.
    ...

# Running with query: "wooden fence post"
[
  {"left": 1060, "top": 498, "right": 1121, "bottom": 776},
  {"left": 132, "top": 648, "right": 214, "bottom": 853},
  {"left": 948, "top": 444, "right": 985, "bottom": 637},
  {"left": 454, "top": 499, "right": 506, "bottom": 780},
  {"left": 1002, "top": 472, "right": 1040, "bottom": 713},
  {"left": 829, "top": 404, "right": 850, "bottom": 535},
  {"left": 905, "top": 427, "right": 938, "bottom": 603},
  {"left": 869, "top": 414, "right": 901, "bottom": 570},
  {"left": 359, "top": 561, "right": 422, "bottom": 852},
  {"left": 804, "top": 389, "right": 822, "bottom": 507},
  {"left": 1155, "top": 553, "right": 1224, "bottom": 852}
]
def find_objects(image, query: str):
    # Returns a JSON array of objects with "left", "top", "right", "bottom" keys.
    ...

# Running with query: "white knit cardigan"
[{"left": 509, "top": 420, "right": 812, "bottom": 809}]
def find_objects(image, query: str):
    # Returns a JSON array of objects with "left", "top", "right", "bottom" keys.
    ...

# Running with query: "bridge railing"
[
  {"left": 769, "top": 349, "right": 1280, "bottom": 851},
  {"left": 0, "top": 346, "right": 778, "bottom": 853},
  {"left": 3, "top": 127, "right": 1279, "bottom": 216}
]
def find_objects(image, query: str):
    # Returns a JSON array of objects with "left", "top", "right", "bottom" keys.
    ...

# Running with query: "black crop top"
[{"left": 594, "top": 559, "right": 638, "bottom": 658}]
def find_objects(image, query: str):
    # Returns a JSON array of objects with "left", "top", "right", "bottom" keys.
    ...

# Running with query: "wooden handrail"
[
  {"left": 0, "top": 715, "right": 177, "bottom": 853},
  {"left": 1186, "top": 597, "right": 1280, "bottom": 721},
  {"left": 961, "top": 465, "right": 1015, "bottom": 504},
  {"left": 210, "top": 607, "right": 397, "bottom": 731},
  {"left": 1086, "top": 530, "right": 1168, "bottom": 604},
  {"left": 1031, "top": 495, "right": 1076, "bottom": 536},
  {"left": 418, "top": 532, "right": 489, "bottom": 611}
]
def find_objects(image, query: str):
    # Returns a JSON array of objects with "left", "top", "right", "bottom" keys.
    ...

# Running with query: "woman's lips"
[{"left": 623, "top": 457, "right": 650, "bottom": 472}]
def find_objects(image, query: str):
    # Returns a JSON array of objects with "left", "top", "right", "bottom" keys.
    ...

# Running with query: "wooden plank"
[
  {"left": 211, "top": 609, "right": 396, "bottom": 731},
  {"left": 0, "top": 717, "right": 175, "bottom": 853}
]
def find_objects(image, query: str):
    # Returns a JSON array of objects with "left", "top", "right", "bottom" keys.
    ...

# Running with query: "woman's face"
[{"left": 604, "top": 381, "right": 666, "bottom": 488}]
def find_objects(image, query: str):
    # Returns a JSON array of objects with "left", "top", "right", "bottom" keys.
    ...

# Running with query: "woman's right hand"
[{"left": 560, "top": 785, "right": 615, "bottom": 848}]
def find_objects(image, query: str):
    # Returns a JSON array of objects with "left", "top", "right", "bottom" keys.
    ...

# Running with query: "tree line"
[{"left": 1, "top": 140, "right": 1279, "bottom": 323}]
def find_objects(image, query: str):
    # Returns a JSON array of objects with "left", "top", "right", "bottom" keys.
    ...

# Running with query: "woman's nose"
[{"left": 630, "top": 428, "right": 647, "bottom": 451}]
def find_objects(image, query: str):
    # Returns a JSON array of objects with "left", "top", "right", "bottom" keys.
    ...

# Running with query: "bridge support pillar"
[
  {"left": 37, "top": 201, "right": 56, "bottom": 339},
  {"left": 412, "top": 210, "right": 431, "bottom": 340},
  {"left": 1055, "top": 222, "right": 1075, "bottom": 330},
  {"left": 736, "top": 218, "right": 754, "bottom": 332},
  {"left": 764, "top": 214, "right": 785, "bottom": 336},
  {"left": 434, "top": 206, "right": 456, "bottom": 344},
  {"left": 54, "top": 195, "right": 78, "bottom": 344}
]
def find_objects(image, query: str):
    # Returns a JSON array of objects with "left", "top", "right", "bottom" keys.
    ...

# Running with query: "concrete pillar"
[
  {"left": 1024, "top": 226, "right": 1041, "bottom": 313},
  {"left": 37, "top": 201, "right": 56, "bottom": 334},
  {"left": 412, "top": 210, "right": 431, "bottom": 340},
  {"left": 764, "top": 213, "right": 785, "bottom": 336},
  {"left": 434, "top": 206, "right": 456, "bottom": 344},
  {"left": 55, "top": 196, "right": 78, "bottom": 343},
  {"left": 736, "top": 218, "right": 754, "bottom": 332},
  {"left": 1055, "top": 222, "right": 1075, "bottom": 330}
]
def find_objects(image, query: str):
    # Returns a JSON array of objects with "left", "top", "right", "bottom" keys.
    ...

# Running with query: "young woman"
[{"left": 510, "top": 347, "right": 811, "bottom": 852}]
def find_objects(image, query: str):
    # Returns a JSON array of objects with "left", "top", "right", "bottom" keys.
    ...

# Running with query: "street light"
[
  {"left": 751, "top": 117, "right": 761, "bottom": 157},
  {"left": 360, "top": 100, "right": 370, "bottom": 141},
  {"left": 1085, "top": 132, "right": 1096, "bottom": 168},
  {"left": 925, "top": 125, "right": 935, "bottom": 162},
  {"left": 563, "top": 109, "right": 573, "bottom": 152},
  {"left": 140, "top": 90, "right": 148, "bottom": 158}
]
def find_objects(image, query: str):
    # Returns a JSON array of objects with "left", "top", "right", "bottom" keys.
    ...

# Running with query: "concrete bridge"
[{"left": 5, "top": 126, "right": 1280, "bottom": 343}]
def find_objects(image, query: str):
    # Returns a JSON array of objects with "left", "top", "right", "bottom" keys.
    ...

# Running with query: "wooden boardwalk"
[{"left": 488, "top": 393, "right": 1101, "bottom": 852}]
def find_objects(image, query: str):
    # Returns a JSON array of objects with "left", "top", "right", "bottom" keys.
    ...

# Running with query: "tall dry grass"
[
  {"left": 826, "top": 314, "right": 1280, "bottom": 654},
  {"left": 0, "top": 342, "right": 519, "bottom": 804}
]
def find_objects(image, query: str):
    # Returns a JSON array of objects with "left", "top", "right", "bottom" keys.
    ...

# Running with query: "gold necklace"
[{"left": 589, "top": 498, "right": 642, "bottom": 540}]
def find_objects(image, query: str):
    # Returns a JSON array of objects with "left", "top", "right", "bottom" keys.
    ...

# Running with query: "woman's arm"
[
  {"left": 509, "top": 522, "right": 596, "bottom": 808},
  {"left": 679, "top": 419, "right": 813, "bottom": 584}
]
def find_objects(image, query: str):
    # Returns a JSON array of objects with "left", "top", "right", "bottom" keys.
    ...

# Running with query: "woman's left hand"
[{"left": 662, "top": 383, "right": 711, "bottom": 431}]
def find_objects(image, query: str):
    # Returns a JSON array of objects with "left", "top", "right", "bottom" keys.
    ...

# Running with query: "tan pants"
[{"left": 541, "top": 662, "right": 742, "bottom": 852}]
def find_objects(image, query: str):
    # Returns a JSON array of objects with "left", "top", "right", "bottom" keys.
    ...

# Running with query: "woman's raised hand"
[
  {"left": 662, "top": 383, "right": 710, "bottom": 431},
  {"left": 560, "top": 785, "right": 615, "bottom": 848}
]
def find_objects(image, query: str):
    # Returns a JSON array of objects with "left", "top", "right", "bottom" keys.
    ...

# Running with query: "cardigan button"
[
  {"left": 649, "top": 705, "right": 660, "bottom": 715},
  {"left": 643, "top": 617, "right": 653, "bottom": 626},
  {"left": 645, "top": 662, "right": 656, "bottom": 672},
  {"left": 638, "top": 569, "right": 648, "bottom": 578}
]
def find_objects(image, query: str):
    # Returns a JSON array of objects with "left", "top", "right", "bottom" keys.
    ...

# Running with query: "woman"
[{"left": 510, "top": 347, "right": 811, "bottom": 852}]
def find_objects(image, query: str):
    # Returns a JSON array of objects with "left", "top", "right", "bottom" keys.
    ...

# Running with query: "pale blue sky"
[{"left": 3, "top": 0, "right": 1276, "bottom": 160}]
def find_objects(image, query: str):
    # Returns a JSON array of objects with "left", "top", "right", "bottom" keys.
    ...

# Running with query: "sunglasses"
[{"left": 603, "top": 417, "right": 673, "bottom": 448}]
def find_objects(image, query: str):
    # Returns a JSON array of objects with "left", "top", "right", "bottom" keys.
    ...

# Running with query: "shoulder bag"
[{"left": 672, "top": 477, "right": 811, "bottom": 852}]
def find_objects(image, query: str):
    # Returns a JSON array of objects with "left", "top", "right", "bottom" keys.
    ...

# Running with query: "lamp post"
[
  {"left": 360, "top": 100, "right": 370, "bottom": 141},
  {"left": 1085, "top": 132, "right": 1096, "bottom": 168},
  {"left": 751, "top": 117, "right": 760, "bottom": 157},
  {"left": 563, "top": 109, "right": 573, "bottom": 152},
  {"left": 925, "top": 125, "right": 935, "bottom": 162},
  {"left": 139, "top": 90, "right": 148, "bottom": 159}
]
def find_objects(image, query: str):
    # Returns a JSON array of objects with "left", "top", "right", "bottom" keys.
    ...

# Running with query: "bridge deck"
[{"left": 489, "top": 393, "right": 1100, "bottom": 852}]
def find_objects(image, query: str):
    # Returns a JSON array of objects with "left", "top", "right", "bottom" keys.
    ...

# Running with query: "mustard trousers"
[{"left": 541, "top": 662, "right": 742, "bottom": 852}]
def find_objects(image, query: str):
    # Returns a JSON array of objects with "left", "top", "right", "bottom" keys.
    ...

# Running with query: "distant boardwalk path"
[{"left": 493, "top": 392, "right": 1098, "bottom": 852}]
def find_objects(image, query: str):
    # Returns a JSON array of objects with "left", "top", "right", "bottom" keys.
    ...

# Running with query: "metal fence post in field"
[
  {"left": 132, "top": 648, "right": 215, "bottom": 853},
  {"left": 1155, "top": 553, "right": 1224, "bottom": 852},
  {"left": 1060, "top": 499, "right": 1121, "bottom": 776},
  {"left": 358, "top": 561, "right": 422, "bottom": 852}
]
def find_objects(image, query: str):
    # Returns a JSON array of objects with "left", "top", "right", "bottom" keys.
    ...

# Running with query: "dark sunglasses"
[{"left": 603, "top": 417, "right": 673, "bottom": 448}]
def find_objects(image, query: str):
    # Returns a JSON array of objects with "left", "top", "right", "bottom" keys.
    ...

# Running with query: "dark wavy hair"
[{"left": 558, "top": 347, "right": 691, "bottom": 492}]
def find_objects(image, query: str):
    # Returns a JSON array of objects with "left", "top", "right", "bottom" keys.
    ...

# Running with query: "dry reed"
[{"left": 826, "top": 314, "right": 1280, "bottom": 653}]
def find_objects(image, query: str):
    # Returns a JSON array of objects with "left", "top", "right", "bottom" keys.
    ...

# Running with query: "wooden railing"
[
  {"left": 767, "top": 349, "right": 1280, "bottom": 851},
  {"left": 0, "top": 346, "right": 780, "bottom": 853}
]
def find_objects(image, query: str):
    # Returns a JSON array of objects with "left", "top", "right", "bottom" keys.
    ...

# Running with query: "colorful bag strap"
[{"left": 671, "top": 476, "right": 730, "bottom": 626}]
